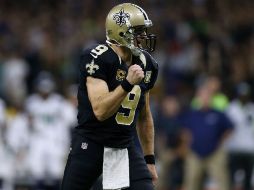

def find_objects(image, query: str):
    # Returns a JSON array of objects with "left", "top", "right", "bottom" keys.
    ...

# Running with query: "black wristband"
[
  {"left": 144, "top": 155, "right": 155, "bottom": 165},
  {"left": 121, "top": 79, "right": 134, "bottom": 92}
]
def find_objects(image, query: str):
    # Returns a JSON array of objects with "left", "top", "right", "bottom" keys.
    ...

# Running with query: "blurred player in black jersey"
[{"left": 61, "top": 3, "right": 158, "bottom": 190}]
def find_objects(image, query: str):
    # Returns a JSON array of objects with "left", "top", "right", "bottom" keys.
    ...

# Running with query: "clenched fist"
[{"left": 126, "top": 64, "right": 144, "bottom": 85}]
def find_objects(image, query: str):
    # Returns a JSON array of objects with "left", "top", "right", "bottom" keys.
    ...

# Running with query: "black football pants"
[{"left": 61, "top": 131, "right": 154, "bottom": 190}]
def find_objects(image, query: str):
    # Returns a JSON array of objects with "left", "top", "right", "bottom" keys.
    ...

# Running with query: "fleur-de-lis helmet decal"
[{"left": 113, "top": 8, "right": 130, "bottom": 27}]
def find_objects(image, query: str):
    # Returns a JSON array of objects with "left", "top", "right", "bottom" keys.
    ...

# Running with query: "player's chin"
[{"left": 134, "top": 39, "right": 144, "bottom": 49}]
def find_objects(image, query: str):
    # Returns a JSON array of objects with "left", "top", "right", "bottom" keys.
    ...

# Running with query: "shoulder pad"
[
  {"left": 80, "top": 44, "right": 119, "bottom": 80},
  {"left": 140, "top": 51, "right": 159, "bottom": 90},
  {"left": 141, "top": 50, "right": 158, "bottom": 70},
  {"left": 82, "top": 44, "right": 119, "bottom": 64}
]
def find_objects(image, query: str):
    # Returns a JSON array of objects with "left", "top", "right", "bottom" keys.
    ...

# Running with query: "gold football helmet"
[{"left": 105, "top": 3, "right": 156, "bottom": 55}]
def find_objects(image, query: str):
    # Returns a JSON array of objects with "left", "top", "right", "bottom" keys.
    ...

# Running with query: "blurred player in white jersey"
[
  {"left": 226, "top": 83, "right": 254, "bottom": 190},
  {"left": 0, "top": 98, "right": 14, "bottom": 190},
  {"left": 5, "top": 100, "right": 30, "bottom": 188},
  {"left": 25, "top": 72, "right": 76, "bottom": 190}
]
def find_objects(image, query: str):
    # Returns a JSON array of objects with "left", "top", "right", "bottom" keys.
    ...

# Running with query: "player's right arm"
[{"left": 86, "top": 64, "right": 144, "bottom": 121}]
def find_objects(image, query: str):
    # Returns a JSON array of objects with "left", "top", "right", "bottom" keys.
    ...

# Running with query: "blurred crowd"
[{"left": 0, "top": 0, "right": 254, "bottom": 190}]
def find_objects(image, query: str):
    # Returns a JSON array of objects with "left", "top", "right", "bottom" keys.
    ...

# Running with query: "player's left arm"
[{"left": 136, "top": 91, "right": 158, "bottom": 185}]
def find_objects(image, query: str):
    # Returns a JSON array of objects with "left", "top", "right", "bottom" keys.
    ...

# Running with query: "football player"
[
  {"left": 26, "top": 72, "right": 75, "bottom": 189},
  {"left": 61, "top": 3, "right": 158, "bottom": 190}
]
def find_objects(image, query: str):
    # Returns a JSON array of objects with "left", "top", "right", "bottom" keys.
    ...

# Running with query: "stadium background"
[{"left": 0, "top": 0, "right": 254, "bottom": 190}]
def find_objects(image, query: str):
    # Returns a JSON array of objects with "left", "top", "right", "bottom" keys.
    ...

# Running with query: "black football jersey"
[{"left": 76, "top": 43, "right": 158, "bottom": 148}]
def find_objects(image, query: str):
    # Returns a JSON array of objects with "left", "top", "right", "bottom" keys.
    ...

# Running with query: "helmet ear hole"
[{"left": 119, "top": 32, "right": 124, "bottom": 37}]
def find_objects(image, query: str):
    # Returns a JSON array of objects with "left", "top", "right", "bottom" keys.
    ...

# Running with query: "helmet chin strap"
[
  {"left": 106, "top": 38, "right": 142, "bottom": 56},
  {"left": 106, "top": 40, "right": 141, "bottom": 56},
  {"left": 124, "top": 18, "right": 142, "bottom": 56},
  {"left": 128, "top": 43, "right": 142, "bottom": 56}
]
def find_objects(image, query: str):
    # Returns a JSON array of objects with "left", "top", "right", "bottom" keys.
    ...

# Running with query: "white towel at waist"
[{"left": 102, "top": 147, "right": 130, "bottom": 190}]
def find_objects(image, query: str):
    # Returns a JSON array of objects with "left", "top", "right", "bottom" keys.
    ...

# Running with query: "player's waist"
[{"left": 74, "top": 125, "right": 134, "bottom": 148}]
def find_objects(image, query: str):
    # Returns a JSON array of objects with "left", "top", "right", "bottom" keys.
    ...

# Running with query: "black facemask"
[{"left": 131, "top": 27, "right": 157, "bottom": 52}]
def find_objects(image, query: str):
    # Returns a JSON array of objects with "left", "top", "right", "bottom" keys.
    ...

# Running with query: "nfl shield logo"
[{"left": 81, "top": 142, "right": 88, "bottom": 150}]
